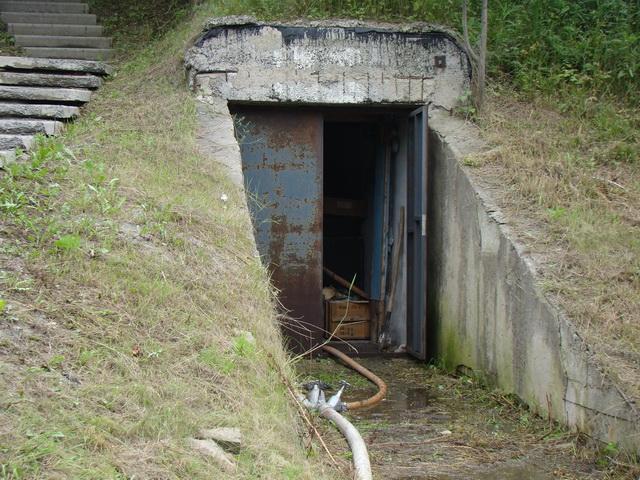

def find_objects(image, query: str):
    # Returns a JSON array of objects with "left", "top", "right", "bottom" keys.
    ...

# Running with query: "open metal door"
[
  {"left": 406, "top": 105, "right": 428, "bottom": 359},
  {"left": 233, "top": 107, "right": 323, "bottom": 353}
]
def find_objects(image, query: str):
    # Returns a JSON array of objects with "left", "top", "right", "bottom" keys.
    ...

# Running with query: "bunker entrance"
[{"left": 231, "top": 105, "right": 428, "bottom": 358}]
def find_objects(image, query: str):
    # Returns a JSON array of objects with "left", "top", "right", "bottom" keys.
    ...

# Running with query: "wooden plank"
[
  {"left": 386, "top": 207, "right": 405, "bottom": 313},
  {"left": 323, "top": 266, "right": 370, "bottom": 300}
]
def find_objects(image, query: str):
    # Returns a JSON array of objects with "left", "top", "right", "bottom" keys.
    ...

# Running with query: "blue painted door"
[
  {"left": 233, "top": 107, "right": 323, "bottom": 353},
  {"left": 407, "top": 106, "right": 429, "bottom": 359}
]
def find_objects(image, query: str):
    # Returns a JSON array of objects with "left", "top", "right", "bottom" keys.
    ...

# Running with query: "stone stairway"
[
  {"left": 0, "top": 56, "right": 111, "bottom": 163},
  {"left": 0, "top": 1, "right": 112, "bottom": 163},
  {"left": 1, "top": 0, "right": 112, "bottom": 61}
]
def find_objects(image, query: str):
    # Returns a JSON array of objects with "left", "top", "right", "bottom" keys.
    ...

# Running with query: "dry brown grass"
[
  {"left": 0, "top": 5, "right": 340, "bottom": 479},
  {"left": 464, "top": 87, "right": 640, "bottom": 402}
]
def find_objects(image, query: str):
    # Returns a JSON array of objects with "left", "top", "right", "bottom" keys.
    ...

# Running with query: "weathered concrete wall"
[
  {"left": 186, "top": 16, "right": 471, "bottom": 109},
  {"left": 428, "top": 111, "right": 640, "bottom": 452}
]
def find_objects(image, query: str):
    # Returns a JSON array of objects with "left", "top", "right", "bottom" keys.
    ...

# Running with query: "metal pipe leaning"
[
  {"left": 321, "top": 345, "right": 388, "bottom": 410},
  {"left": 320, "top": 405, "right": 373, "bottom": 480}
]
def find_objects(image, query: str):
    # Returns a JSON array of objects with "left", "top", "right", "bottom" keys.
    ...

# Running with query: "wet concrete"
[{"left": 300, "top": 357, "right": 622, "bottom": 480}]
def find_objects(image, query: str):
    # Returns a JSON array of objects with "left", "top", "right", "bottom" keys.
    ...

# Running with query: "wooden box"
[
  {"left": 325, "top": 299, "right": 370, "bottom": 340},
  {"left": 328, "top": 319, "right": 370, "bottom": 340},
  {"left": 326, "top": 300, "right": 370, "bottom": 323}
]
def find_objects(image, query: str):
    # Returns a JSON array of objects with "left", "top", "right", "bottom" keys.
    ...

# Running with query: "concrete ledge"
[
  {"left": 0, "top": 71, "right": 102, "bottom": 89},
  {"left": 187, "top": 16, "right": 471, "bottom": 110},
  {"left": 0, "top": 55, "right": 112, "bottom": 75},
  {"left": 0, "top": 85, "right": 91, "bottom": 102},
  {"left": 0, "top": 102, "right": 80, "bottom": 119}
]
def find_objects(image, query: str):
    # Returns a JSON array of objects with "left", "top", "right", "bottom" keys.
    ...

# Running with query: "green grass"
[{"left": 0, "top": 4, "right": 337, "bottom": 478}]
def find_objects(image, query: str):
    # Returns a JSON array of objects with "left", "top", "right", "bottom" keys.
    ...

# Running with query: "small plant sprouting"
[
  {"left": 453, "top": 90, "right": 477, "bottom": 120},
  {"left": 54, "top": 234, "right": 81, "bottom": 252},
  {"left": 233, "top": 333, "right": 256, "bottom": 359}
]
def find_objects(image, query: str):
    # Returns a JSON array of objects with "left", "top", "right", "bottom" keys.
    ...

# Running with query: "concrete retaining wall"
[{"left": 428, "top": 111, "right": 640, "bottom": 452}]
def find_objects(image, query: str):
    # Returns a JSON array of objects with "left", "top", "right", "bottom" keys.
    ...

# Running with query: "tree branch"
[{"left": 462, "top": 0, "right": 479, "bottom": 64}]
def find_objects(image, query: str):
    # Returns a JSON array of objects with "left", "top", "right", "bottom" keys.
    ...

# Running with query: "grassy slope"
[
  {"left": 0, "top": 6, "right": 335, "bottom": 479},
  {"left": 470, "top": 88, "right": 640, "bottom": 400}
]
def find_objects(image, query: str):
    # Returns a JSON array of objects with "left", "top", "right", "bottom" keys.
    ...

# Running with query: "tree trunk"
[
  {"left": 477, "top": 0, "right": 488, "bottom": 110},
  {"left": 461, "top": 0, "right": 489, "bottom": 111}
]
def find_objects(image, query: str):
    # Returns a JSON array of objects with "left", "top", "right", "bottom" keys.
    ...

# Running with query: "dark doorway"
[{"left": 323, "top": 122, "right": 378, "bottom": 295}]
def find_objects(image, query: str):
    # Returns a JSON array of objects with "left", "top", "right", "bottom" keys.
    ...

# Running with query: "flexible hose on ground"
[
  {"left": 321, "top": 345, "right": 387, "bottom": 410},
  {"left": 320, "top": 405, "right": 373, "bottom": 480}
]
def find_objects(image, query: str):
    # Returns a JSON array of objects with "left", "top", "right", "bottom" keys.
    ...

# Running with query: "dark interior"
[{"left": 323, "top": 121, "right": 378, "bottom": 293}]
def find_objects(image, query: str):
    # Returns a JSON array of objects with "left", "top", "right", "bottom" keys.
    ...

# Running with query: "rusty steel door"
[
  {"left": 234, "top": 107, "right": 323, "bottom": 353},
  {"left": 407, "top": 105, "right": 428, "bottom": 359}
]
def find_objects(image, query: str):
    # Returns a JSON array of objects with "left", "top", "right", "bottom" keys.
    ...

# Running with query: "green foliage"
[
  {"left": 454, "top": 89, "right": 477, "bottom": 120},
  {"left": 0, "top": 137, "right": 69, "bottom": 239},
  {"left": 53, "top": 235, "right": 81, "bottom": 252},
  {"left": 232, "top": 332, "right": 256, "bottom": 358},
  {"left": 87, "top": 0, "right": 194, "bottom": 55},
  {"left": 597, "top": 441, "right": 621, "bottom": 467},
  {"left": 198, "top": 346, "right": 235, "bottom": 373}
]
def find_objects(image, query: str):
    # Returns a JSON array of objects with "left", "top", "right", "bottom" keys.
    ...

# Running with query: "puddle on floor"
[{"left": 299, "top": 356, "right": 625, "bottom": 480}]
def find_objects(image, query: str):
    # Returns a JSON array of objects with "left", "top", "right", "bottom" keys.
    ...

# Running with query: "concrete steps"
[
  {"left": 0, "top": 1, "right": 112, "bottom": 162},
  {"left": 1, "top": 1, "right": 112, "bottom": 60},
  {"left": 0, "top": 71, "right": 103, "bottom": 89},
  {"left": 0, "top": 102, "right": 80, "bottom": 119},
  {"left": 0, "top": 119, "right": 63, "bottom": 135},
  {"left": 7, "top": 23, "right": 103, "bottom": 36},
  {"left": 0, "top": 2, "right": 89, "bottom": 14},
  {"left": 22, "top": 47, "right": 111, "bottom": 60},
  {"left": 15, "top": 35, "right": 112, "bottom": 49},
  {"left": 1, "top": 12, "right": 97, "bottom": 25},
  {"left": 0, "top": 55, "right": 110, "bottom": 162},
  {"left": 0, "top": 85, "right": 92, "bottom": 103}
]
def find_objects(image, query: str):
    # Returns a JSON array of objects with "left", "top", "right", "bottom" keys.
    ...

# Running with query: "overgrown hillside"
[
  {"left": 0, "top": 4, "right": 337, "bottom": 478},
  {"left": 1, "top": 0, "right": 638, "bottom": 477}
]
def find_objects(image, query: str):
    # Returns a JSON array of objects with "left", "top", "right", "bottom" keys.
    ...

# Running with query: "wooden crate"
[
  {"left": 325, "top": 299, "right": 370, "bottom": 340},
  {"left": 326, "top": 300, "right": 370, "bottom": 323},
  {"left": 328, "top": 320, "right": 370, "bottom": 340}
]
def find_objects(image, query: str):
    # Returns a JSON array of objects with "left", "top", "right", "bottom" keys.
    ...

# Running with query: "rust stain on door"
[{"left": 232, "top": 106, "right": 323, "bottom": 353}]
